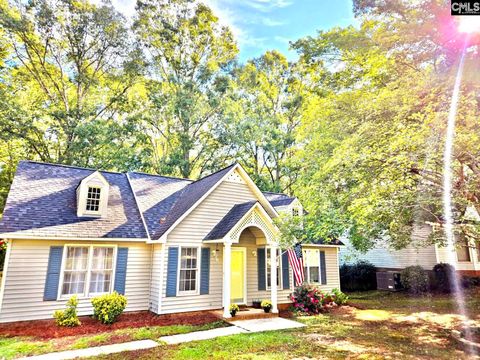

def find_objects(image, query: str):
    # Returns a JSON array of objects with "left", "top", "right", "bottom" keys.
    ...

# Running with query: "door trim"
[{"left": 231, "top": 247, "right": 247, "bottom": 305}]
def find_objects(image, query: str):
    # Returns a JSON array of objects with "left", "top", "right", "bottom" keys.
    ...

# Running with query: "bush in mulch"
[{"left": 0, "top": 311, "right": 222, "bottom": 340}]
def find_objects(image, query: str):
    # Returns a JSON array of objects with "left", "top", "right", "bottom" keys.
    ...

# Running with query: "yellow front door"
[{"left": 230, "top": 249, "right": 245, "bottom": 304}]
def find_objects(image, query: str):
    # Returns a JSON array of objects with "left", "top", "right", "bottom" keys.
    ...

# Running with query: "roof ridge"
[
  {"left": 128, "top": 171, "right": 192, "bottom": 182},
  {"left": 188, "top": 163, "right": 237, "bottom": 185},
  {"left": 262, "top": 190, "right": 294, "bottom": 197},
  {"left": 21, "top": 160, "right": 123, "bottom": 175}
]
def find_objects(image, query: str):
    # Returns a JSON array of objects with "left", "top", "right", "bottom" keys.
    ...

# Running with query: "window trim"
[
  {"left": 177, "top": 246, "right": 201, "bottom": 296},
  {"left": 303, "top": 248, "right": 321, "bottom": 285},
  {"left": 265, "top": 247, "right": 282, "bottom": 290},
  {"left": 57, "top": 244, "right": 117, "bottom": 300}
]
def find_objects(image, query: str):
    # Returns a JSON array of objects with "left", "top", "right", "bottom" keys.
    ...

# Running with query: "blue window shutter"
[
  {"left": 257, "top": 248, "right": 266, "bottom": 291},
  {"left": 114, "top": 247, "right": 129, "bottom": 295},
  {"left": 44, "top": 246, "right": 63, "bottom": 301},
  {"left": 200, "top": 248, "right": 210, "bottom": 295},
  {"left": 282, "top": 250, "right": 290, "bottom": 289},
  {"left": 166, "top": 247, "right": 179, "bottom": 297},
  {"left": 320, "top": 250, "right": 327, "bottom": 285}
]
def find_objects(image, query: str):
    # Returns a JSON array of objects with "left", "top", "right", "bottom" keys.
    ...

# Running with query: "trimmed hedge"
[
  {"left": 432, "top": 263, "right": 456, "bottom": 293},
  {"left": 340, "top": 261, "right": 377, "bottom": 291},
  {"left": 401, "top": 265, "right": 429, "bottom": 295}
]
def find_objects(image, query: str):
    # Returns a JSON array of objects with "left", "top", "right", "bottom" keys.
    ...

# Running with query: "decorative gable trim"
[{"left": 157, "top": 164, "right": 279, "bottom": 244}]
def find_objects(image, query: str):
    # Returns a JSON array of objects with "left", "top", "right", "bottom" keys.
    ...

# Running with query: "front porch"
[{"left": 204, "top": 201, "right": 290, "bottom": 318}]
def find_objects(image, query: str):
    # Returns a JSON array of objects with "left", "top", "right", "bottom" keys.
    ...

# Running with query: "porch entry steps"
[{"left": 214, "top": 306, "right": 279, "bottom": 320}]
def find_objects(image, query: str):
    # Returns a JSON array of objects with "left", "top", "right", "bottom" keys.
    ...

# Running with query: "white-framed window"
[
  {"left": 303, "top": 249, "right": 320, "bottom": 284},
  {"left": 266, "top": 247, "right": 282, "bottom": 289},
  {"left": 60, "top": 245, "right": 116, "bottom": 298},
  {"left": 292, "top": 208, "right": 300, "bottom": 217},
  {"left": 86, "top": 186, "right": 101, "bottom": 212},
  {"left": 456, "top": 235, "right": 471, "bottom": 262},
  {"left": 178, "top": 247, "right": 199, "bottom": 295}
]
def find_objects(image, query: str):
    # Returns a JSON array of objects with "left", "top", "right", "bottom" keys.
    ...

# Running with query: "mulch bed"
[{"left": 0, "top": 310, "right": 223, "bottom": 340}]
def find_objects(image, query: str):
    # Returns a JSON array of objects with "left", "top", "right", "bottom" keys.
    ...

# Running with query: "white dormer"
[{"left": 76, "top": 171, "right": 109, "bottom": 218}]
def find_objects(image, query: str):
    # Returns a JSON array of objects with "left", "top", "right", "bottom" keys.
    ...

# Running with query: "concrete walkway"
[
  {"left": 18, "top": 340, "right": 158, "bottom": 360},
  {"left": 20, "top": 318, "right": 305, "bottom": 360},
  {"left": 160, "top": 317, "right": 305, "bottom": 345}
]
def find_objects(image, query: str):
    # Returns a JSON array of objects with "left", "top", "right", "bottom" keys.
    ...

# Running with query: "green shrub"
[
  {"left": 91, "top": 292, "right": 127, "bottom": 324},
  {"left": 433, "top": 263, "right": 456, "bottom": 293},
  {"left": 401, "top": 265, "right": 429, "bottom": 295},
  {"left": 330, "top": 288, "right": 349, "bottom": 305},
  {"left": 53, "top": 295, "right": 81, "bottom": 327},
  {"left": 340, "top": 261, "right": 377, "bottom": 291}
]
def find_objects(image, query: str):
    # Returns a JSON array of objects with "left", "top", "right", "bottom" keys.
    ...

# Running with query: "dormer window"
[
  {"left": 86, "top": 187, "right": 101, "bottom": 212},
  {"left": 292, "top": 208, "right": 300, "bottom": 217},
  {"left": 77, "top": 171, "right": 109, "bottom": 218}
]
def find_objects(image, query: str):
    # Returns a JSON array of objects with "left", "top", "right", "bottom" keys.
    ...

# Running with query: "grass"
[
  {"left": 89, "top": 290, "right": 479, "bottom": 360},
  {"left": 0, "top": 321, "right": 227, "bottom": 359}
]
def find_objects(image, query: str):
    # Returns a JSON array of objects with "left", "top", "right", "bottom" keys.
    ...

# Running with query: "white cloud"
[
  {"left": 243, "top": 0, "right": 293, "bottom": 12},
  {"left": 261, "top": 17, "right": 286, "bottom": 26}
]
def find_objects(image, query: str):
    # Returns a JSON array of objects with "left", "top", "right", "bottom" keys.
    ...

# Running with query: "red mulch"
[{"left": 0, "top": 311, "right": 222, "bottom": 340}]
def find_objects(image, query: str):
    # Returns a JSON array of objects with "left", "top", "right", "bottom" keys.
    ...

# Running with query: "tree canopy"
[{"left": 1, "top": 0, "right": 479, "bottom": 251}]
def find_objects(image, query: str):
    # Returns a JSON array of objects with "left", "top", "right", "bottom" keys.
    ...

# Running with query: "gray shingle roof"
[
  {"left": 0, "top": 161, "right": 148, "bottom": 239},
  {"left": 150, "top": 164, "right": 237, "bottom": 239},
  {"left": 305, "top": 239, "right": 345, "bottom": 246},
  {"left": 127, "top": 172, "right": 191, "bottom": 239},
  {"left": 203, "top": 201, "right": 257, "bottom": 241},
  {"left": 262, "top": 191, "right": 295, "bottom": 207},
  {"left": 0, "top": 161, "right": 297, "bottom": 241}
]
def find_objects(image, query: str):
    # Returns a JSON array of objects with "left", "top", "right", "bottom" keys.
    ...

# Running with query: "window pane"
[
  {"left": 92, "top": 247, "right": 113, "bottom": 270},
  {"left": 86, "top": 187, "right": 101, "bottom": 211},
  {"left": 456, "top": 236, "right": 471, "bottom": 262},
  {"left": 266, "top": 248, "right": 281, "bottom": 288},
  {"left": 89, "top": 271, "right": 112, "bottom": 293},
  {"left": 65, "top": 247, "right": 88, "bottom": 270},
  {"left": 179, "top": 248, "right": 198, "bottom": 292},
  {"left": 306, "top": 250, "right": 319, "bottom": 266},
  {"left": 310, "top": 267, "right": 320, "bottom": 283},
  {"left": 62, "top": 271, "right": 86, "bottom": 295}
]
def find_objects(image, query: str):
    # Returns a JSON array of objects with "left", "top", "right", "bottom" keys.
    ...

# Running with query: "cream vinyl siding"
[
  {"left": 0, "top": 239, "right": 151, "bottom": 323},
  {"left": 149, "top": 243, "right": 163, "bottom": 312},
  {"left": 340, "top": 224, "right": 438, "bottom": 270},
  {"left": 160, "top": 176, "right": 258, "bottom": 314}
]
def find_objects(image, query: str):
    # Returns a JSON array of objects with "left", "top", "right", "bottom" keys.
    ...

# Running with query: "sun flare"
[{"left": 458, "top": 17, "right": 480, "bottom": 33}]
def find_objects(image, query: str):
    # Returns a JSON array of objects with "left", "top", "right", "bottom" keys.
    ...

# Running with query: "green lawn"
[
  {"left": 89, "top": 289, "right": 480, "bottom": 360},
  {"left": 0, "top": 321, "right": 226, "bottom": 359}
]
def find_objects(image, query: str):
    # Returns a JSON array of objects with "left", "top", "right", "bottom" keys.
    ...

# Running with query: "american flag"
[{"left": 287, "top": 243, "right": 304, "bottom": 286}]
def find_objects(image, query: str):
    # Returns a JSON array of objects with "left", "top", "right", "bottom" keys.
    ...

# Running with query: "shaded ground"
[{"left": 91, "top": 289, "right": 480, "bottom": 359}]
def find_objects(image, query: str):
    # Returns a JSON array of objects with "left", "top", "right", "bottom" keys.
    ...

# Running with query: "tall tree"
[
  {"left": 292, "top": 0, "right": 480, "bottom": 249},
  {"left": 133, "top": 0, "right": 238, "bottom": 178},
  {"left": 0, "top": 0, "right": 145, "bottom": 169},
  {"left": 222, "top": 50, "right": 313, "bottom": 192}
]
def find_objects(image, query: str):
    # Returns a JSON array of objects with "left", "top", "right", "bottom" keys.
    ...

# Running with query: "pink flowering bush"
[
  {"left": 289, "top": 284, "right": 325, "bottom": 315},
  {"left": 289, "top": 285, "right": 349, "bottom": 315}
]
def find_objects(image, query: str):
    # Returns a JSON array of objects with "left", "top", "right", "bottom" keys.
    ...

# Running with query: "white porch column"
[
  {"left": 270, "top": 244, "right": 278, "bottom": 313},
  {"left": 223, "top": 242, "right": 232, "bottom": 318}
]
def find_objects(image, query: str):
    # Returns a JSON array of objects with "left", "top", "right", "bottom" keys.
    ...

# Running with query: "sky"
[{"left": 108, "top": 0, "right": 357, "bottom": 62}]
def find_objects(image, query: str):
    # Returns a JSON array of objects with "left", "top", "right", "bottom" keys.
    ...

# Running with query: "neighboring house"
[
  {"left": 0, "top": 161, "right": 343, "bottom": 323},
  {"left": 340, "top": 223, "right": 480, "bottom": 276}
]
